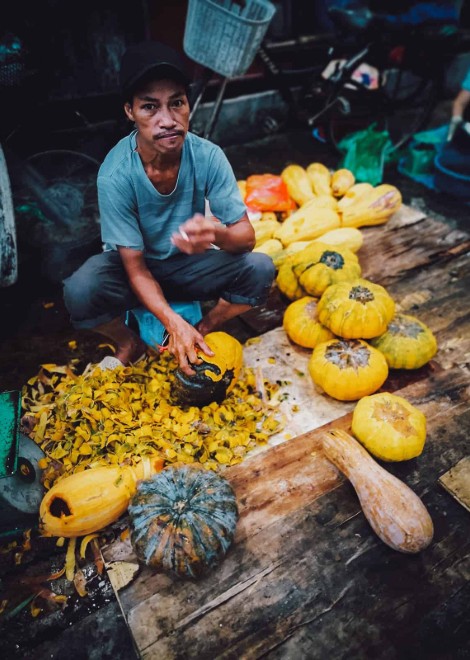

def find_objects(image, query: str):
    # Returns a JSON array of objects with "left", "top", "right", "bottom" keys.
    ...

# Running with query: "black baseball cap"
[{"left": 119, "top": 41, "right": 191, "bottom": 98}]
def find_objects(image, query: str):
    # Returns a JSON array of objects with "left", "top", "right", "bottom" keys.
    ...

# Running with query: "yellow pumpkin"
[
  {"left": 293, "top": 242, "right": 362, "bottom": 297},
  {"left": 253, "top": 238, "right": 284, "bottom": 257},
  {"left": 352, "top": 392, "right": 427, "bottom": 461},
  {"left": 306, "top": 162, "right": 332, "bottom": 196},
  {"left": 283, "top": 296, "right": 335, "bottom": 348},
  {"left": 276, "top": 257, "right": 306, "bottom": 300},
  {"left": 308, "top": 338, "right": 389, "bottom": 401},
  {"left": 318, "top": 278, "right": 396, "bottom": 339},
  {"left": 369, "top": 313, "right": 438, "bottom": 369}
]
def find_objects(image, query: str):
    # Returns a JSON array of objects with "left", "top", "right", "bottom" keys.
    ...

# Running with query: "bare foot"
[{"left": 115, "top": 338, "right": 147, "bottom": 365}]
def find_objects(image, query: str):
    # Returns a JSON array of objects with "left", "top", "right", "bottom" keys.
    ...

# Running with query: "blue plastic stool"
[{"left": 126, "top": 301, "right": 203, "bottom": 348}]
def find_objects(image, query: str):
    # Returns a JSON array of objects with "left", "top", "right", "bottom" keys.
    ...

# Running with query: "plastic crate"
[{"left": 184, "top": 0, "right": 276, "bottom": 78}]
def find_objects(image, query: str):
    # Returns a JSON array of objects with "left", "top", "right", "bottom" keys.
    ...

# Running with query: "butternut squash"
[{"left": 321, "top": 428, "right": 434, "bottom": 553}]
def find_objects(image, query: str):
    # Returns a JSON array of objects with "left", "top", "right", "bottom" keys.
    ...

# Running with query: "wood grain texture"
[{"left": 101, "top": 206, "right": 470, "bottom": 659}]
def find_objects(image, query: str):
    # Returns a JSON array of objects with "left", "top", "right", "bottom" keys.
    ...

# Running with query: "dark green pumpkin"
[
  {"left": 171, "top": 331, "right": 243, "bottom": 407},
  {"left": 129, "top": 465, "right": 239, "bottom": 578}
]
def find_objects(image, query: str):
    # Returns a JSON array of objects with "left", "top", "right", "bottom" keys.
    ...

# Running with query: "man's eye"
[
  {"left": 173, "top": 99, "right": 184, "bottom": 108},
  {"left": 142, "top": 103, "right": 156, "bottom": 111}
]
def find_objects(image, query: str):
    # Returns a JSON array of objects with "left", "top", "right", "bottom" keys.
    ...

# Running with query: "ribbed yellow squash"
[
  {"left": 306, "top": 162, "right": 332, "bottom": 196},
  {"left": 308, "top": 338, "right": 389, "bottom": 401},
  {"left": 331, "top": 168, "right": 355, "bottom": 197},
  {"left": 293, "top": 242, "right": 362, "bottom": 297},
  {"left": 274, "top": 203, "right": 340, "bottom": 247},
  {"left": 340, "top": 184, "right": 402, "bottom": 228},
  {"left": 283, "top": 296, "right": 335, "bottom": 348},
  {"left": 352, "top": 392, "right": 427, "bottom": 461},
  {"left": 253, "top": 238, "right": 284, "bottom": 257},
  {"left": 251, "top": 217, "right": 283, "bottom": 245},
  {"left": 369, "top": 313, "right": 438, "bottom": 369},
  {"left": 337, "top": 183, "right": 374, "bottom": 210},
  {"left": 318, "top": 278, "right": 396, "bottom": 339},
  {"left": 281, "top": 164, "right": 315, "bottom": 206},
  {"left": 40, "top": 456, "right": 164, "bottom": 537},
  {"left": 312, "top": 227, "right": 363, "bottom": 253}
]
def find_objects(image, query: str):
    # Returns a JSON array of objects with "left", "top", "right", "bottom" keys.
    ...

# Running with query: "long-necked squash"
[
  {"left": 306, "top": 162, "right": 332, "bottom": 197},
  {"left": 321, "top": 428, "right": 433, "bottom": 553}
]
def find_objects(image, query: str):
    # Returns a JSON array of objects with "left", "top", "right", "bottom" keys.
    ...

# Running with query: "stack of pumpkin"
[{"left": 238, "top": 162, "right": 402, "bottom": 270}]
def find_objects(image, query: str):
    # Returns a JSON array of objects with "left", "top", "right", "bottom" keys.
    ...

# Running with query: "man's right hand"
[{"left": 165, "top": 316, "right": 214, "bottom": 376}]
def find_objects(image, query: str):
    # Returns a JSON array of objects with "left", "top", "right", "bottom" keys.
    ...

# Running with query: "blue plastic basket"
[{"left": 184, "top": 0, "right": 276, "bottom": 78}]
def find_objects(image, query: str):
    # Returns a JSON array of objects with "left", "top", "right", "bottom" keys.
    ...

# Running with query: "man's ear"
[{"left": 124, "top": 102, "right": 134, "bottom": 122}]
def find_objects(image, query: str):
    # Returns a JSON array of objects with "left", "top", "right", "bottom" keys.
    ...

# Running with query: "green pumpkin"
[
  {"left": 129, "top": 465, "right": 239, "bottom": 578},
  {"left": 369, "top": 313, "right": 438, "bottom": 369}
]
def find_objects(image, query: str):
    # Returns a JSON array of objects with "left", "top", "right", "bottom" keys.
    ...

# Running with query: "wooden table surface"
[{"left": 103, "top": 205, "right": 470, "bottom": 659}]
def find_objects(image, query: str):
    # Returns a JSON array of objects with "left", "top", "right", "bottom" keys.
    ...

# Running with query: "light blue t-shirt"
[{"left": 97, "top": 130, "right": 246, "bottom": 260}]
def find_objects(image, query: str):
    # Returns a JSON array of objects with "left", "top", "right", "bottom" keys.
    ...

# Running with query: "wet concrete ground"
[{"left": 0, "top": 104, "right": 468, "bottom": 658}]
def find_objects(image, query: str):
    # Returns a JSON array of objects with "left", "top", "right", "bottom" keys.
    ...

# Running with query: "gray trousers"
[{"left": 63, "top": 250, "right": 275, "bottom": 329}]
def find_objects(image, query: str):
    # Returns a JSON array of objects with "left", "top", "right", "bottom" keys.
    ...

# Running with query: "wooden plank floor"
[{"left": 102, "top": 205, "right": 470, "bottom": 659}]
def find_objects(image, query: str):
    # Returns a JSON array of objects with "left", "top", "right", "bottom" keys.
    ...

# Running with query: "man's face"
[{"left": 124, "top": 78, "right": 190, "bottom": 155}]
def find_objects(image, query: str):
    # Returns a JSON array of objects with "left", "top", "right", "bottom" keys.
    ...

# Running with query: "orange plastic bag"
[{"left": 245, "top": 174, "right": 293, "bottom": 212}]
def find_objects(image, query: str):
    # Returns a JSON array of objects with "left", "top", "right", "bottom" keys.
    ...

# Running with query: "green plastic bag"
[{"left": 338, "top": 123, "right": 394, "bottom": 186}]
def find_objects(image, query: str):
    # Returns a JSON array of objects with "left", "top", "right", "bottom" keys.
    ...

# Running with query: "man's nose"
[{"left": 158, "top": 106, "right": 176, "bottom": 126}]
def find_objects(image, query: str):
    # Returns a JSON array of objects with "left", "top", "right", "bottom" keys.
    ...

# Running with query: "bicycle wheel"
[{"left": 327, "top": 69, "right": 437, "bottom": 153}]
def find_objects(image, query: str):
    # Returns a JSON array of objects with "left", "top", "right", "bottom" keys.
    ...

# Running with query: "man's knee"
[
  {"left": 245, "top": 252, "right": 276, "bottom": 287},
  {"left": 63, "top": 259, "right": 101, "bottom": 321}
]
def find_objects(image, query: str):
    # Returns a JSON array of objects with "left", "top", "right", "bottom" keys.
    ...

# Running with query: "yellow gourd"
[
  {"left": 311, "top": 227, "right": 363, "bottom": 253},
  {"left": 40, "top": 455, "right": 165, "bottom": 537},
  {"left": 321, "top": 428, "right": 433, "bottom": 553},
  {"left": 251, "top": 217, "right": 283, "bottom": 245},
  {"left": 331, "top": 168, "right": 355, "bottom": 197},
  {"left": 340, "top": 184, "right": 402, "bottom": 228},
  {"left": 293, "top": 242, "right": 362, "bottom": 297},
  {"left": 308, "top": 338, "right": 389, "bottom": 401},
  {"left": 261, "top": 211, "right": 278, "bottom": 223},
  {"left": 283, "top": 296, "right": 335, "bottom": 348},
  {"left": 318, "top": 278, "right": 396, "bottom": 339},
  {"left": 281, "top": 164, "right": 315, "bottom": 206},
  {"left": 369, "top": 313, "right": 438, "bottom": 369},
  {"left": 253, "top": 238, "right": 284, "bottom": 257},
  {"left": 306, "top": 162, "right": 332, "bottom": 196},
  {"left": 352, "top": 392, "right": 427, "bottom": 461},
  {"left": 237, "top": 180, "right": 247, "bottom": 200},
  {"left": 337, "top": 183, "right": 373, "bottom": 210},
  {"left": 274, "top": 203, "right": 340, "bottom": 247}
]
